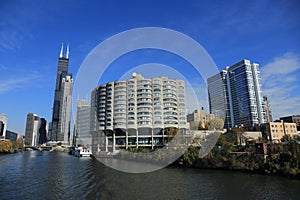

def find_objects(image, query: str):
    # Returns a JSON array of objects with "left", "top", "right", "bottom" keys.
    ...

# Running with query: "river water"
[{"left": 1, "top": 151, "right": 299, "bottom": 200}]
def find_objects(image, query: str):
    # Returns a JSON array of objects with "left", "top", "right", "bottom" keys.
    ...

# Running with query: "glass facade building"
[
  {"left": 75, "top": 99, "right": 92, "bottom": 146},
  {"left": 208, "top": 60, "right": 267, "bottom": 128}
]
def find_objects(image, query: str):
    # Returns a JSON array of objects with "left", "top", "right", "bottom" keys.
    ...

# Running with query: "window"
[
  {"left": 137, "top": 107, "right": 151, "bottom": 111},
  {"left": 137, "top": 121, "right": 151, "bottom": 125},
  {"left": 137, "top": 112, "right": 151, "bottom": 115},
  {"left": 164, "top": 111, "right": 177, "bottom": 115},
  {"left": 137, "top": 102, "right": 152, "bottom": 106},
  {"left": 137, "top": 116, "right": 151, "bottom": 120},
  {"left": 137, "top": 93, "right": 151, "bottom": 97},
  {"left": 164, "top": 102, "right": 177, "bottom": 106},
  {"left": 164, "top": 107, "right": 176, "bottom": 111}
]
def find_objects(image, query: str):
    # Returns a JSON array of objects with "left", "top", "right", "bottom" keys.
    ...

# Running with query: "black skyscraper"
[
  {"left": 38, "top": 118, "right": 48, "bottom": 144},
  {"left": 50, "top": 44, "right": 70, "bottom": 141}
]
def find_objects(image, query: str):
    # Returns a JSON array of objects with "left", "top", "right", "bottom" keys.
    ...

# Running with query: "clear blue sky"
[{"left": 0, "top": 0, "right": 300, "bottom": 134}]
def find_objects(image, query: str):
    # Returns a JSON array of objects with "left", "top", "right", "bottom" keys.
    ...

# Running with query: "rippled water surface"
[{"left": 1, "top": 151, "right": 300, "bottom": 200}]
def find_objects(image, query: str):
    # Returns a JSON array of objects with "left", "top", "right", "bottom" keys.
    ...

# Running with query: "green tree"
[{"left": 183, "top": 146, "right": 199, "bottom": 166}]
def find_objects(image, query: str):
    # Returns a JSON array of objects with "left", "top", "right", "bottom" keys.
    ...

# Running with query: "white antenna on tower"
[
  {"left": 59, "top": 43, "right": 64, "bottom": 58},
  {"left": 66, "top": 43, "right": 69, "bottom": 59}
]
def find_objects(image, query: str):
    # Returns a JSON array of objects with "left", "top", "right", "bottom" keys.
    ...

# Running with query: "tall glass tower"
[
  {"left": 50, "top": 44, "right": 72, "bottom": 142},
  {"left": 208, "top": 60, "right": 267, "bottom": 128}
]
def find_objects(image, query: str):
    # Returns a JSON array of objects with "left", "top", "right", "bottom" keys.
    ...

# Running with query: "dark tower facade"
[
  {"left": 38, "top": 118, "right": 48, "bottom": 144},
  {"left": 50, "top": 44, "right": 70, "bottom": 141}
]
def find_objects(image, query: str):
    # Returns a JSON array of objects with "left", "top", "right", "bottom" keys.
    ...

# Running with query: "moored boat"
[{"left": 73, "top": 146, "right": 92, "bottom": 157}]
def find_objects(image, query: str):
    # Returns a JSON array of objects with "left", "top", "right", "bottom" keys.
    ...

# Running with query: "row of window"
[
  {"left": 104, "top": 121, "right": 186, "bottom": 126},
  {"left": 271, "top": 124, "right": 296, "bottom": 128},
  {"left": 125, "top": 111, "right": 185, "bottom": 115}
]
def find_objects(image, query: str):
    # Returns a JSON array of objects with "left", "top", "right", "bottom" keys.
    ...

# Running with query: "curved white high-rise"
[{"left": 91, "top": 73, "right": 187, "bottom": 153}]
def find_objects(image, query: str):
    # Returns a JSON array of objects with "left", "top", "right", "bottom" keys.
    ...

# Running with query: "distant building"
[
  {"left": 0, "top": 114, "right": 8, "bottom": 139},
  {"left": 25, "top": 113, "right": 48, "bottom": 146},
  {"left": 38, "top": 118, "right": 48, "bottom": 144},
  {"left": 58, "top": 75, "right": 73, "bottom": 143},
  {"left": 25, "top": 113, "right": 41, "bottom": 146},
  {"left": 263, "top": 96, "right": 272, "bottom": 122},
  {"left": 238, "top": 131, "right": 262, "bottom": 146},
  {"left": 74, "top": 99, "right": 91, "bottom": 147},
  {"left": 261, "top": 121, "right": 298, "bottom": 142},
  {"left": 207, "top": 60, "right": 268, "bottom": 128},
  {"left": 0, "top": 121, "right": 4, "bottom": 139},
  {"left": 187, "top": 108, "right": 215, "bottom": 130},
  {"left": 48, "top": 122, "right": 52, "bottom": 140},
  {"left": 5, "top": 130, "right": 18, "bottom": 141},
  {"left": 91, "top": 73, "right": 187, "bottom": 153},
  {"left": 280, "top": 115, "right": 300, "bottom": 130},
  {"left": 17, "top": 135, "right": 24, "bottom": 143},
  {"left": 50, "top": 43, "right": 72, "bottom": 143}
]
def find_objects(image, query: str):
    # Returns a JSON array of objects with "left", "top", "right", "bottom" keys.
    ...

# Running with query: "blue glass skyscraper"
[{"left": 207, "top": 60, "right": 267, "bottom": 128}]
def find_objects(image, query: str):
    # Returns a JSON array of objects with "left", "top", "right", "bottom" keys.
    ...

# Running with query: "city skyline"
[{"left": 0, "top": 0, "right": 300, "bottom": 134}]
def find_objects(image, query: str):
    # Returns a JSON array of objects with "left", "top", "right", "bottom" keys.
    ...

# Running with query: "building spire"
[
  {"left": 60, "top": 43, "right": 64, "bottom": 58},
  {"left": 66, "top": 43, "right": 69, "bottom": 59}
]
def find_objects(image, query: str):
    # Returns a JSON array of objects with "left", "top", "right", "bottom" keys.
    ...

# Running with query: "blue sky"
[{"left": 0, "top": 0, "right": 300, "bottom": 134}]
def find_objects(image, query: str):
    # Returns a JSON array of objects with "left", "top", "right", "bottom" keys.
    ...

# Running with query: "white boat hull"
[{"left": 72, "top": 147, "right": 92, "bottom": 157}]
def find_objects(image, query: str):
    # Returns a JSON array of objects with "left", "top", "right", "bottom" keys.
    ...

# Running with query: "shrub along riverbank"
[
  {"left": 118, "top": 133, "right": 300, "bottom": 179},
  {"left": 176, "top": 135, "right": 300, "bottom": 179},
  {"left": 0, "top": 140, "right": 24, "bottom": 153}
]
